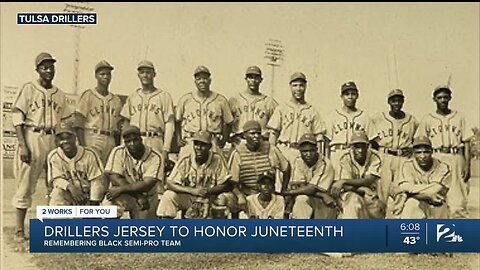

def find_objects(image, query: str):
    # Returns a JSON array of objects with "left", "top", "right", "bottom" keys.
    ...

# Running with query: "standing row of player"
[{"left": 11, "top": 52, "right": 471, "bottom": 240}]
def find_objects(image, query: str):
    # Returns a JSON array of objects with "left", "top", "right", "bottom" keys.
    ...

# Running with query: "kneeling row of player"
[{"left": 47, "top": 121, "right": 450, "bottom": 220}]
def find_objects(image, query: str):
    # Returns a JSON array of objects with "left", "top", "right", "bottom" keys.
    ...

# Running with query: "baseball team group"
[{"left": 10, "top": 52, "right": 472, "bottom": 244}]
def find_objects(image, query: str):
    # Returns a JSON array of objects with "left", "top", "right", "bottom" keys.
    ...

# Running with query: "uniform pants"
[
  {"left": 103, "top": 193, "right": 159, "bottom": 219},
  {"left": 84, "top": 131, "right": 117, "bottom": 165},
  {"left": 337, "top": 191, "right": 386, "bottom": 219},
  {"left": 400, "top": 198, "right": 449, "bottom": 219},
  {"left": 329, "top": 148, "right": 349, "bottom": 180},
  {"left": 434, "top": 152, "right": 468, "bottom": 218},
  {"left": 12, "top": 130, "right": 55, "bottom": 209},
  {"left": 291, "top": 195, "right": 337, "bottom": 219}
]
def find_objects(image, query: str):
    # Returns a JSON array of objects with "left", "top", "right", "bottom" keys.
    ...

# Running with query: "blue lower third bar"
[{"left": 29, "top": 219, "right": 480, "bottom": 253}]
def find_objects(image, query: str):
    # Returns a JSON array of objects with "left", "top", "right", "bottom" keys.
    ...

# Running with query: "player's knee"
[
  {"left": 400, "top": 198, "right": 425, "bottom": 219},
  {"left": 294, "top": 195, "right": 309, "bottom": 204}
]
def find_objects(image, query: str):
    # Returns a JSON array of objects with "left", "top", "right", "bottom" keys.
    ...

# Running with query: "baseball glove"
[{"left": 185, "top": 200, "right": 210, "bottom": 219}]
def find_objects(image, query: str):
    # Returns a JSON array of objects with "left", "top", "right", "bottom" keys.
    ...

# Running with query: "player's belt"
[
  {"left": 330, "top": 144, "right": 349, "bottom": 152},
  {"left": 277, "top": 141, "right": 299, "bottom": 149},
  {"left": 381, "top": 148, "right": 406, "bottom": 156},
  {"left": 89, "top": 129, "right": 116, "bottom": 136},
  {"left": 29, "top": 127, "right": 55, "bottom": 135},
  {"left": 433, "top": 147, "right": 462, "bottom": 154},
  {"left": 140, "top": 131, "right": 163, "bottom": 137}
]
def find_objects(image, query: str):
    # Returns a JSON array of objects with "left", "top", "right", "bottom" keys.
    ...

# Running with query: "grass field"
[{"left": 2, "top": 159, "right": 480, "bottom": 270}]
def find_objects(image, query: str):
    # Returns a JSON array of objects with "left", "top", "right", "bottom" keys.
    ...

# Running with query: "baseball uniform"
[
  {"left": 229, "top": 92, "right": 278, "bottom": 137},
  {"left": 157, "top": 151, "right": 229, "bottom": 218},
  {"left": 228, "top": 140, "right": 289, "bottom": 195},
  {"left": 76, "top": 88, "right": 123, "bottom": 164},
  {"left": 176, "top": 91, "right": 234, "bottom": 160},
  {"left": 267, "top": 100, "right": 326, "bottom": 164},
  {"left": 290, "top": 156, "right": 337, "bottom": 219},
  {"left": 104, "top": 145, "right": 164, "bottom": 218},
  {"left": 337, "top": 149, "right": 384, "bottom": 219},
  {"left": 246, "top": 194, "right": 285, "bottom": 219},
  {"left": 397, "top": 158, "right": 451, "bottom": 219},
  {"left": 416, "top": 110, "right": 468, "bottom": 218},
  {"left": 120, "top": 88, "right": 175, "bottom": 154},
  {"left": 371, "top": 112, "right": 418, "bottom": 203},
  {"left": 11, "top": 80, "right": 72, "bottom": 209},
  {"left": 47, "top": 146, "right": 105, "bottom": 205},
  {"left": 325, "top": 108, "right": 373, "bottom": 179}
]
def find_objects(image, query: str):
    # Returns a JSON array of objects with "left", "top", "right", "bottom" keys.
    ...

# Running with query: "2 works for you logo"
[
  {"left": 17, "top": 13, "right": 96, "bottom": 25},
  {"left": 436, "top": 224, "right": 463, "bottom": 243}
]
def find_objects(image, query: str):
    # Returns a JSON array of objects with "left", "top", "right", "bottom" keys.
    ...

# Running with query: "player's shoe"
[{"left": 13, "top": 230, "right": 29, "bottom": 242}]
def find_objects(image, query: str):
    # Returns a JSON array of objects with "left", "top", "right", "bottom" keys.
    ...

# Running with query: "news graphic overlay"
[
  {"left": 30, "top": 218, "right": 480, "bottom": 253},
  {"left": 17, "top": 13, "right": 96, "bottom": 25}
]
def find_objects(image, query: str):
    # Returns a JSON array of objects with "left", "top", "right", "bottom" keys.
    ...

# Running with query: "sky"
[{"left": 1, "top": 2, "right": 479, "bottom": 132}]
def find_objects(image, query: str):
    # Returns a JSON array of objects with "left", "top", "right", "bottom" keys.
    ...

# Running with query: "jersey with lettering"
[
  {"left": 246, "top": 194, "right": 285, "bottom": 219},
  {"left": 325, "top": 108, "right": 372, "bottom": 145},
  {"left": 339, "top": 149, "right": 382, "bottom": 190},
  {"left": 47, "top": 146, "right": 104, "bottom": 201},
  {"left": 105, "top": 145, "right": 164, "bottom": 191},
  {"left": 169, "top": 152, "right": 229, "bottom": 188},
  {"left": 372, "top": 112, "right": 418, "bottom": 149},
  {"left": 229, "top": 92, "right": 278, "bottom": 135},
  {"left": 120, "top": 88, "right": 174, "bottom": 133},
  {"left": 176, "top": 92, "right": 234, "bottom": 138},
  {"left": 76, "top": 89, "right": 123, "bottom": 131},
  {"left": 267, "top": 100, "right": 325, "bottom": 143},
  {"left": 415, "top": 111, "right": 466, "bottom": 148},
  {"left": 11, "top": 80, "right": 71, "bottom": 128},
  {"left": 291, "top": 156, "right": 335, "bottom": 191}
]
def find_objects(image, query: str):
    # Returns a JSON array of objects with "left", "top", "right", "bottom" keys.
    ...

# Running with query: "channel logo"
[{"left": 436, "top": 224, "right": 463, "bottom": 243}]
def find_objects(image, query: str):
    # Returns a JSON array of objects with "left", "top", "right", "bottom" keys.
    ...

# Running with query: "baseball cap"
[
  {"left": 35, "top": 52, "right": 56, "bottom": 67},
  {"left": 289, "top": 72, "right": 307, "bottom": 83},
  {"left": 54, "top": 122, "right": 75, "bottom": 136},
  {"left": 243, "top": 120, "right": 261, "bottom": 133},
  {"left": 194, "top": 66, "right": 211, "bottom": 76},
  {"left": 246, "top": 66, "right": 262, "bottom": 76},
  {"left": 350, "top": 131, "right": 369, "bottom": 145},
  {"left": 412, "top": 136, "right": 432, "bottom": 148},
  {"left": 257, "top": 171, "right": 276, "bottom": 185},
  {"left": 137, "top": 60, "right": 155, "bottom": 70},
  {"left": 192, "top": 131, "right": 212, "bottom": 144},
  {"left": 298, "top": 133, "right": 317, "bottom": 146},
  {"left": 433, "top": 85, "right": 452, "bottom": 97},
  {"left": 121, "top": 125, "right": 141, "bottom": 138},
  {"left": 341, "top": 81, "right": 358, "bottom": 93},
  {"left": 388, "top": 89, "right": 404, "bottom": 99},
  {"left": 95, "top": 60, "right": 114, "bottom": 72}
]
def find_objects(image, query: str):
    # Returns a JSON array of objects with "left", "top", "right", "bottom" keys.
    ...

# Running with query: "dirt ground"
[{"left": 2, "top": 158, "right": 479, "bottom": 270}]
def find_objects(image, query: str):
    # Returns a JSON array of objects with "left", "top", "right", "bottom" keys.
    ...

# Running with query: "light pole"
[
  {"left": 264, "top": 39, "right": 284, "bottom": 98},
  {"left": 63, "top": 2, "right": 95, "bottom": 95}
]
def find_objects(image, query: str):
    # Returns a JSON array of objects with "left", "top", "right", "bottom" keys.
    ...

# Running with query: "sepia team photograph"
[{"left": 1, "top": 2, "right": 479, "bottom": 270}]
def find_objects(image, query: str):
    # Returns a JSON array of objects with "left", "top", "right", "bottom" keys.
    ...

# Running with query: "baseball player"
[
  {"left": 325, "top": 81, "right": 373, "bottom": 179},
  {"left": 246, "top": 172, "right": 285, "bottom": 219},
  {"left": 370, "top": 89, "right": 418, "bottom": 208},
  {"left": 283, "top": 133, "right": 338, "bottom": 219},
  {"left": 394, "top": 136, "right": 451, "bottom": 219},
  {"left": 229, "top": 66, "right": 278, "bottom": 143},
  {"left": 11, "top": 52, "right": 72, "bottom": 241},
  {"left": 120, "top": 60, "right": 175, "bottom": 162},
  {"left": 176, "top": 66, "right": 234, "bottom": 161},
  {"left": 157, "top": 131, "right": 233, "bottom": 218},
  {"left": 415, "top": 85, "right": 470, "bottom": 218},
  {"left": 104, "top": 125, "right": 164, "bottom": 218},
  {"left": 227, "top": 120, "right": 291, "bottom": 217},
  {"left": 267, "top": 72, "right": 326, "bottom": 164},
  {"left": 330, "top": 131, "right": 385, "bottom": 219},
  {"left": 74, "top": 60, "right": 123, "bottom": 165},
  {"left": 47, "top": 122, "right": 105, "bottom": 206}
]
